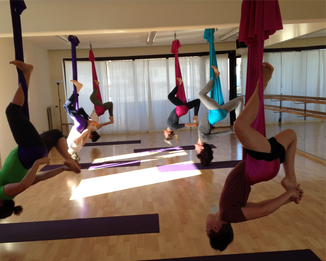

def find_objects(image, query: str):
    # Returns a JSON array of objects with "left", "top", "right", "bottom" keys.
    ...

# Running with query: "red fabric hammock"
[
  {"left": 171, "top": 39, "right": 188, "bottom": 117},
  {"left": 89, "top": 49, "right": 106, "bottom": 116},
  {"left": 238, "top": 0, "right": 283, "bottom": 160}
]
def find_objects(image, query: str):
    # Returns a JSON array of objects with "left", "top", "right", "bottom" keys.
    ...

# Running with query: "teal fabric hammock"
[
  {"left": 204, "top": 29, "right": 225, "bottom": 107},
  {"left": 204, "top": 29, "right": 227, "bottom": 124}
]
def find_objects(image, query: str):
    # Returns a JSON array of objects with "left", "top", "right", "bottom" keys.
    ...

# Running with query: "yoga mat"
[
  {"left": 157, "top": 160, "right": 241, "bottom": 172},
  {"left": 0, "top": 214, "right": 159, "bottom": 243},
  {"left": 40, "top": 160, "right": 140, "bottom": 171},
  {"left": 143, "top": 249, "right": 321, "bottom": 261},
  {"left": 84, "top": 140, "right": 141, "bottom": 146},
  {"left": 134, "top": 144, "right": 216, "bottom": 153}
]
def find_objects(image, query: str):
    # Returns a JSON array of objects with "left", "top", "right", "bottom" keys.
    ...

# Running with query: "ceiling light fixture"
[
  {"left": 219, "top": 27, "right": 239, "bottom": 41},
  {"left": 54, "top": 35, "right": 71, "bottom": 46},
  {"left": 146, "top": 31, "right": 157, "bottom": 45}
]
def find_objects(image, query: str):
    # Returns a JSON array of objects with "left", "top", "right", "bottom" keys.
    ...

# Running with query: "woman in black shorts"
[{"left": 205, "top": 63, "right": 304, "bottom": 251}]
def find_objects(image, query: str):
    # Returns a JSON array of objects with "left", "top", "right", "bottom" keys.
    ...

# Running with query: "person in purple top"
[{"left": 205, "top": 63, "right": 304, "bottom": 251}]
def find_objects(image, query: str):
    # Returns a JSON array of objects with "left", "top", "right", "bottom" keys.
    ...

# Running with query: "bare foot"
[
  {"left": 211, "top": 65, "right": 220, "bottom": 78},
  {"left": 10, "top": 60, "right": 33, "bottom": 76},
  {"left": 177, "top": 78, "right": 182, "bottom": 86},
  {"left": 193, "top": 115, "right": 198, "bottom": 123},
  {"left": 281, "top": 177, "right": 297, "bottom": 191},
  {"left": 262, "top": 62, "right": 274, "bottom": 88},
  {"left": 64, "top": 159, "right": 81, "bottom": 173},
  {"left": 94, "top": 80, "right": 100, "bottom": 86},
  {"left": 109, "top": 116, "right": 114, "bottom": 124},
  {"left": 70, "top": 80, "right": 83, "bottom": 93}
]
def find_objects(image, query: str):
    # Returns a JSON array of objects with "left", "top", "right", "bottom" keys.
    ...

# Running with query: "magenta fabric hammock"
[
  {"left": 89, "top": 49, "right": 106, "bottom": 116},
  {"left": 238, "top": 0, "right": 282, "bottom": 163},
  {"left": 171, "top": 40, "right": 188, "bottom": 117}
]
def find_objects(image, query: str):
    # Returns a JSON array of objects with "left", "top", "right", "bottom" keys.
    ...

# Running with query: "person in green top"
[{"left": 0, "top": 60, "right": 81, "bottom": 220}]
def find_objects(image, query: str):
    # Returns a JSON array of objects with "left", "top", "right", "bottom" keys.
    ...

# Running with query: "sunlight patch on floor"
[{"left": 70, "top": 161, "right": 200, "bottom": 200}]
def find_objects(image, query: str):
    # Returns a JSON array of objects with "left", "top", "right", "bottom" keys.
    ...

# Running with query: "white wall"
[{"left": 0, "top": 38, "right": 54, "bottom": 167}]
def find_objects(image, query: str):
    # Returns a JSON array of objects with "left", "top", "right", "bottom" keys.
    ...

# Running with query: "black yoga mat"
[
  {"left": 40, "top": 160, "right": 140, "bottom": 171},
  {"left": 0, "top": 214, "right": 159, "bottom": 243},
  {"left": 84, "top": 140, "right": 141, "bottom": 146},
  {"left": 134, "top": 144, "right": 216, "bottom": 153},
  {"left": 157, "top": 160, "right": 241, "bottom": 172},
  {"left": 143, "top": 249, "right": 321, "bottom": 261}
]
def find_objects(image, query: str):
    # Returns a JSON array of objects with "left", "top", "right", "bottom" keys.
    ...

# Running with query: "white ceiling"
[
  {"left": 23, "top": 28, "right": 326, "bottom": 51},
  {"left": 24, "top": 28, "right": 239, "bottom": 50}
]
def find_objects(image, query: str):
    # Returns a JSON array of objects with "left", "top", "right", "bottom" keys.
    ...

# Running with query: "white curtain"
[
  {"left": 240, "top": 49, "right": 325, "bottom": 124},
  {"left": 64, "top": 54, "right": 231, "bottom": 133}
]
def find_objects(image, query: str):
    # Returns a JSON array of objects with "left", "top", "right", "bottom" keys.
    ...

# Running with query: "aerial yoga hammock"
[
  {"left": 63, "top": 35, "right": 89, "bottom": 133},
  {"left": 88, "top": 48, "right": 114, "bottom": 138},
  {"left": 205, "top": 0, "right": 302, "bottom": 252},
  {"left": 164, "top": 38, "right": 200, "bottom": 144},
  {"left": 0, "top": 0, "right": 80, "bottom": 220},
  {"left": 196, "top": 29, "right": 243, "bottom": 166},
  {"left": 64, "top": 36, "right": 98, "bottom": 161}
]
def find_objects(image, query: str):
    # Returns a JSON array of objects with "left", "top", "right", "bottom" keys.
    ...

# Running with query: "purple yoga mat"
[
  {"left": 84, "top": 140, "right": 141, "bottom": 146},
  {"left": 157, "top": 160, "right": 241, "bottom": 172},
  {"left": 143, "top": 249, "right": 321, "bottom": 261},
  {"left": 40, "top": 160, "right": 140, "bottom": 171},
  {"left": 134, "top": 144, "right": 216, "bottom": 153},
  {"left": 0, "top": 214, "right": 159, "bottom": 243}
]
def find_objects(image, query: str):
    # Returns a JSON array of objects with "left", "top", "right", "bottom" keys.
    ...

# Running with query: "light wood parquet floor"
[{"left": 0, "top": 122, "right": 325, "bottom": 261}]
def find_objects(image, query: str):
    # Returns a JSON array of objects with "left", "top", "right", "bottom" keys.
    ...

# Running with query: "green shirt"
[{"left": 0, "top": 147, "right": 28, "bottom": 200}]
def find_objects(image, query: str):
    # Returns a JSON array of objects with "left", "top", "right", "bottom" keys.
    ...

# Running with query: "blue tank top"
[{"left": 208, "top": 109, "right": 227, "bottom": 125}]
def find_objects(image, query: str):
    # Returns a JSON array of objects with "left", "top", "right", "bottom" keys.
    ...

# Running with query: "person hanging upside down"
[
  {"left": 196, "top": 66, "right": 244, "bottom": 166},
  {"left": 63, "top": 80, "right": 98, "bottom": 162},
  {"left": 164, "top": 78, "right": 200, "bottom": 145},
  {"left": 0, "top": 61, "right": 81, "bottom": 220},
  {"left": 88, "top": 79, "right": 114, "bottom": 142},
  {"left": 205, "top": 62, "right": 304, "bottom": 251}
]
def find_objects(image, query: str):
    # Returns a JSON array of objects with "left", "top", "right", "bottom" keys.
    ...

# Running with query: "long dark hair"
[{"left": 0, "top": 200, "right": 23, "bottom": 219}]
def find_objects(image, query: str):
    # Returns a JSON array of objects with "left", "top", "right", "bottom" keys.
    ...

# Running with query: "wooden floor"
[{"left": 0, "top": 122, "right": 325, "bottom": 261}]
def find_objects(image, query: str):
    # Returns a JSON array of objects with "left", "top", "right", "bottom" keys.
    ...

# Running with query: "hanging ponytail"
[
  {"left": 0, "top": 200, "right": 23, "bottom": 219},
  {"left": 164, "top": 131, "right": 178, "bottom": 145}
]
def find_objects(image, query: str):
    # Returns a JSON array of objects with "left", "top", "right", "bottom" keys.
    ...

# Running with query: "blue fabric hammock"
[{"left": 10, "top": 0, "right": 29, "bottom": 119}]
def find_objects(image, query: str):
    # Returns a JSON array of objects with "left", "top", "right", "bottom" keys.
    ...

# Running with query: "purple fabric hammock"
[
  {"left": 67, "top": 35, "right": 87, "bottom": 133},
  {"left": 171, "top": 40, "right": 188, "bottom": 117},
  {"left": 10, "top": 0, "right": 29, "bottom": 119},
  {"left": 238, "top": 0, "right": 283, "bottom": 167},
  {"left": 89, "top": 49, "right": 106, "bottom": 116}
]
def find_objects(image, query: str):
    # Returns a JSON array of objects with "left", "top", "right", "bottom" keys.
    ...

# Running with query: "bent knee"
[
  {"left": 198, "top": 92, "right": 205, "bottom": 101},
  {"left": 233, "top": 118, "right": 246, "bottom": 136}
]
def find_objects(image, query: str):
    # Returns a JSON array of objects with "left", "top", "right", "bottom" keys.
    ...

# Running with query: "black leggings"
[
  {"left": 6, "top": 103, "right": 63, "bottom": 169},
  {"left": 168, "top": 85, "right": 200, "bottom": 115},
  {"left": 63, "top": 93, "right": 89, "bottom": 133}
]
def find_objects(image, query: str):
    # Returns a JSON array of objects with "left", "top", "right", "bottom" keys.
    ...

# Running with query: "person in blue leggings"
[{"left": 0, "top": 60, "right": 81, "bottom": 220}]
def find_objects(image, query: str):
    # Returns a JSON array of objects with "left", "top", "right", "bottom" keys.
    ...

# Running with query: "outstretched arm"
[
  {"left": 242, "top": 185, "right": 303, "bottom": 221},
  {"left": 32, "top": 166, "right": 69, "bottom": 185},
  {"left": 96, "top": 120, "right": 114, "bottom": 130},
  {"left": 184, "top": 122, "right": 199, "bottom": 128},
  {"left": 3, "top": 157, "right": 50, "bottom": 197}
]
